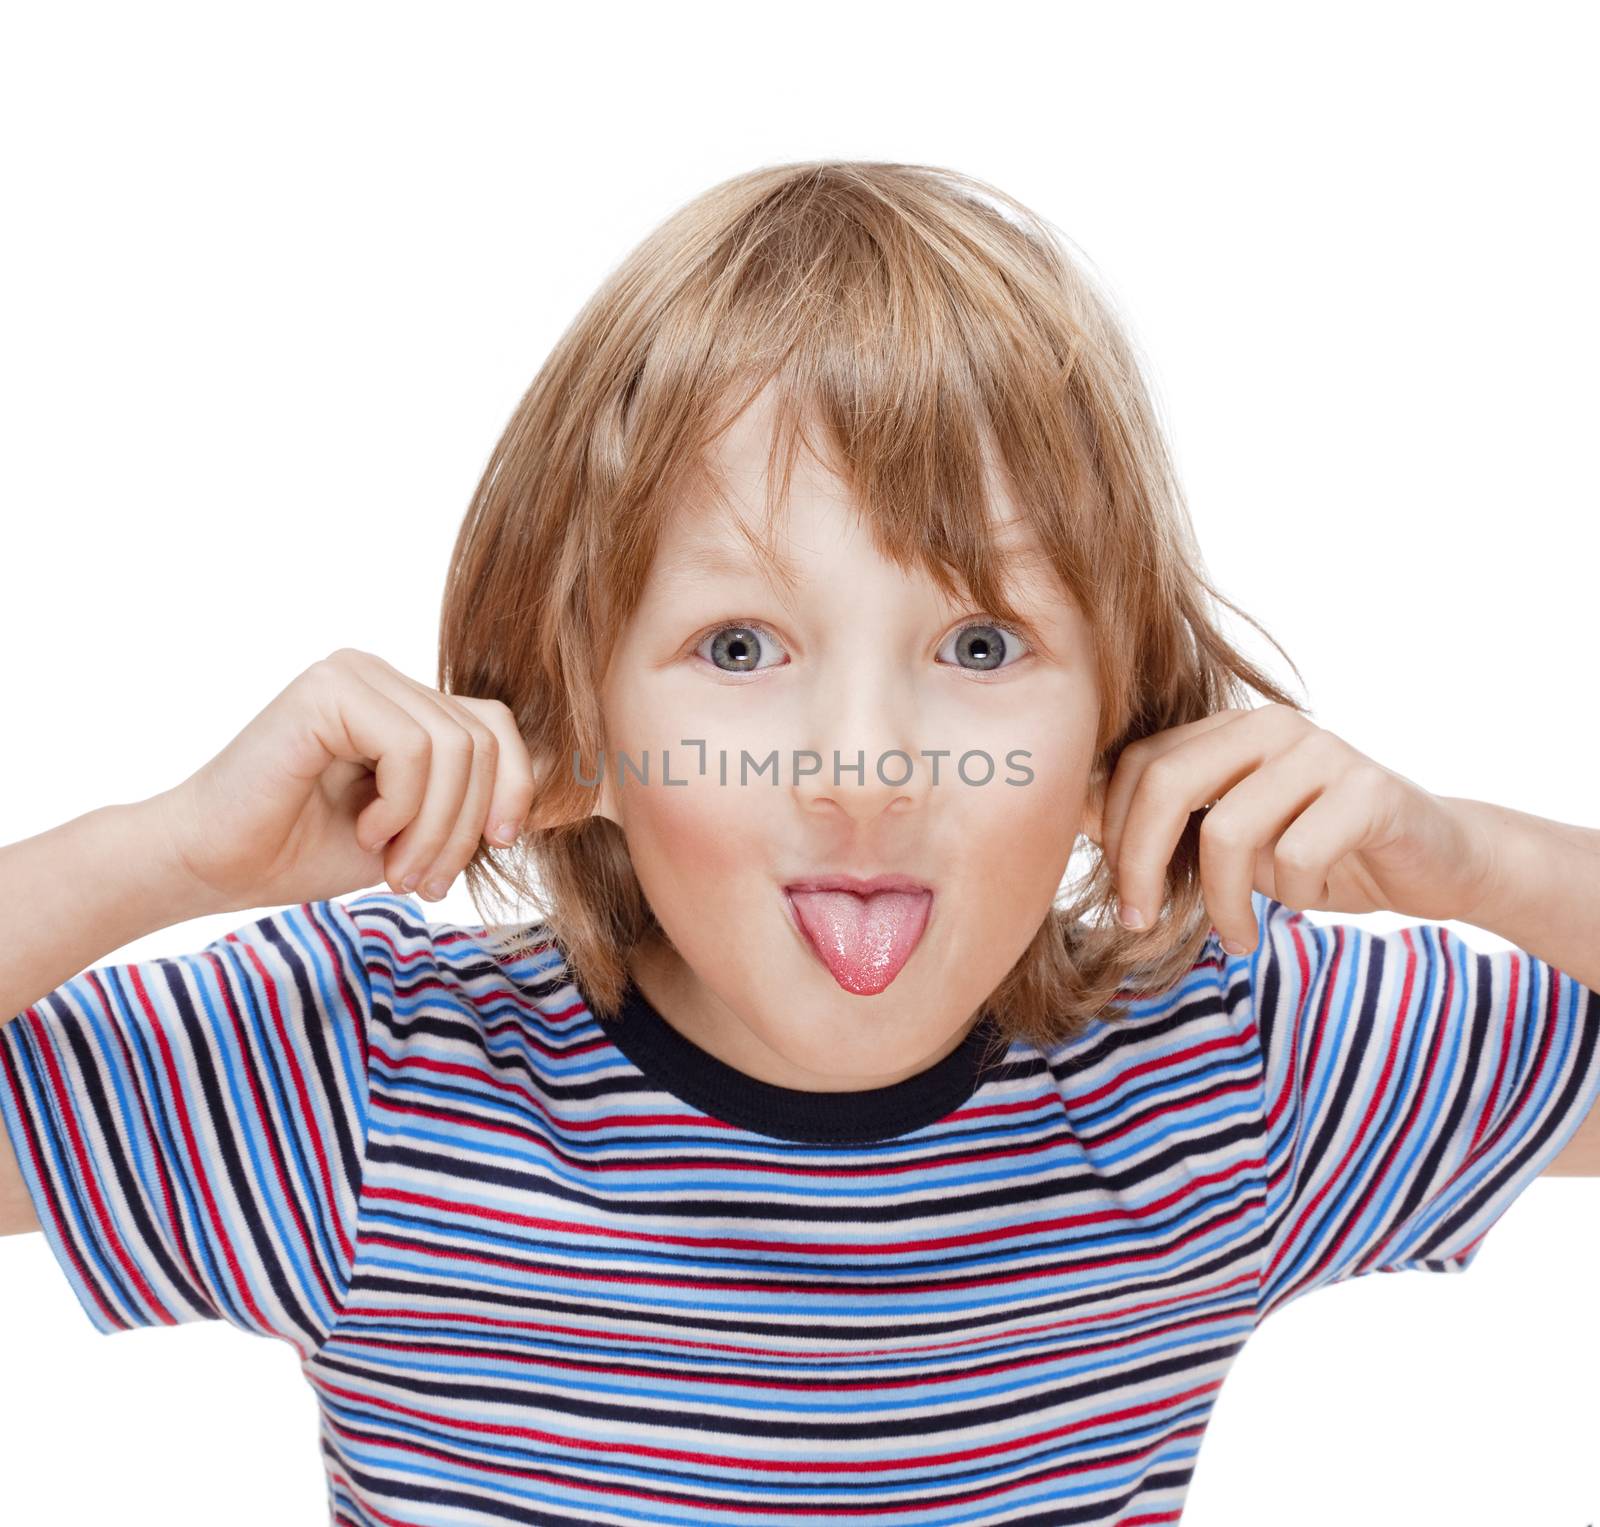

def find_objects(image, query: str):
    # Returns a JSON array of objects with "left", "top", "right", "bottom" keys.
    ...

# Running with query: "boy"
[{"left": 5, "top": 159, "right": 1597, "bottom": 1525}]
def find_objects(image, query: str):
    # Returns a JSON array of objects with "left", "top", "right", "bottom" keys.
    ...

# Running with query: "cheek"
[
  {"left": 952, "top": 694, "right": 1095, "bottom": 899},
  {"left": 601, "top": 669, "right": 787, "bottom": 938},
  {"left": 616, "top": 775, "right": 787, "bottom": 997},
  {"left": 619, "top": 772, "right": 764, "bottom": 903}
]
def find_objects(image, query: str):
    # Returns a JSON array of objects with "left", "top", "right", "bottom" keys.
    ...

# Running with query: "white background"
[{"left": 1, "top": 3, "right": 1597, "bottom": 1522}]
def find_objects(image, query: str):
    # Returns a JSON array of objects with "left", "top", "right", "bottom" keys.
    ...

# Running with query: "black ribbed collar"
[{"left": 596, "top": 978, "right": 1006, "bottom": 1146}]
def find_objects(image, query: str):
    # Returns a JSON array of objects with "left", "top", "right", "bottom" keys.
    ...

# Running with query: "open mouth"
[{"left": 781, "top": 875, "right": 935, "bottom": 995}]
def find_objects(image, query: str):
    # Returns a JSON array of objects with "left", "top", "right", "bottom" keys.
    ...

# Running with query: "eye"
[
  {"left": 694, "top": 621, "right": 788, "bottom": 675},
  {"left": 938, "top": 619, "right": 1028, "bottom": 674}
]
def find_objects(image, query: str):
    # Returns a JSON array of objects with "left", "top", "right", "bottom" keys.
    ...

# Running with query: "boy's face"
[{"left": 591, "top": 391, "right": 1105, "bottom": 1090}]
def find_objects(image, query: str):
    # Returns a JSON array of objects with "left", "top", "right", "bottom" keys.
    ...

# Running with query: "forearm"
[
  {"left": 1, "top": 794, "right": 225, "bottom": 1026},
  {"left": 1449, "top": 795, "right": 1600, "bottom": 996}
]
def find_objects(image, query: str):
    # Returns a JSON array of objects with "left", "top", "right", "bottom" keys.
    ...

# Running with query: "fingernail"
[
  {"left": 492, "top": 820, "right": 521, "bottom": 845},
  {"left": 422, "top": 876, "right": 449, "bottom": 901},
  {"left": 1221, "top": 938, "right": 1248, "bottom": 956},
  {"left": 1118, "top": 902, "right": 1145, "bottom": 930},
  {"left": 400, "top": 872, "right": 419, "bottom": 892}
]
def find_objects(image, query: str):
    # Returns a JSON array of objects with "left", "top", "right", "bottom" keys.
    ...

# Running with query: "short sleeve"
[
  {"left": 0, "top": 893, "right": 395, "bottom": 1359},
  {"left": 1242, "top": 891, "right": 1600, "bottom": 1321}
]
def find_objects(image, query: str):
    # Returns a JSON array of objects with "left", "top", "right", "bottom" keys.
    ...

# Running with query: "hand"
[
  {"left": 1084, "top": 704, "right": 1495, "bottom": 954},
  {"left": 150, "top": 648, "right": 538, "bottom": 914}
]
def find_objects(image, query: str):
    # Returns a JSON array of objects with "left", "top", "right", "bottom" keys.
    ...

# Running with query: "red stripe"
[
  {"left": 1268, "top": 921, "right": 1410, "bottom": 1295},
  {"left": 211, "top": 939, "right": 347, "bottom": 1316},
  {"left": 23, "top": 1000, "right": 180, "bottom": 1323},
  {"left": 132, "top": 960, "right": 274, "bottom": 1331},
  {"left": 0, "top": 1023, "right": 138, "bottom": 1328},
  {"left": 232, "top": 924, "right": 355, "bottom": 1269}
]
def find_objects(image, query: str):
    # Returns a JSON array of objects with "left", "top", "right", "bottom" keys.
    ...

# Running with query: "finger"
[
  {"left": 407, "top": 690, "right": 505, "bottom": 894},
  {"left": 1263, "top": 772, "right": 1382, "bottom": 915},
  {"left": 451, "top": 694, "right": 536, "bottom": 846},
  {"left": 1100, "top": 708, "right": 1250, "bottom": 879},
  {"left": 330, "top": 655, "right": 484, "bottom": 897},
  {"left": 372, "top": 708, "right": 480, "bottom": 898},
  {"left": 355, "top": 658, "right": 533, "bottom": 851},
  {"left": 386, "top": 684, "right": 533, "bottom": 887},
  {"left": 1112, "top": 707, "right": 1315, "bottom": 928},
  {"left": 303, "top": 660, "right": 433, "bottom": 868},
  {"left": 1196, "top": 744, "right": 1330, "bottom": 952}
]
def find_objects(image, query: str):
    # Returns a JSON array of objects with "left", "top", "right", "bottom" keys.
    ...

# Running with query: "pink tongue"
[{"left": 786, "top": 889, "right": 932, "bottom": 995}]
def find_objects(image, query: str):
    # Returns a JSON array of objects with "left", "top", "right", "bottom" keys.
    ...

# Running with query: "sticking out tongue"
[{"left": 785, "top": 888, "right": 933, "bottom": 995}]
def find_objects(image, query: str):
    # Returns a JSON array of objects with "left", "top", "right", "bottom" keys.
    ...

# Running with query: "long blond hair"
[{"left": 436, "top": 160, "right": 1306, "bottom": 1051}]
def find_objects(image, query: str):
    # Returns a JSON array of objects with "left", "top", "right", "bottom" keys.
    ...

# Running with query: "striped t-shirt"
[{"left": 3, "top": 889, "right": 1597, "bottom": 1525}]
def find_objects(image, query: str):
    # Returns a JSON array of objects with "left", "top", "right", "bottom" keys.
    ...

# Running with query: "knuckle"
[
  {"left": 1140, "top": 755, "right": 1179, "bottom": 797},
  {"left": 1254, "top": 700, "right": 1292, "bottom": 730},
  {"left": 448, "top": 709, "right": 492, "bottom": 753},
  {"left": 1355, "top": 758, "right": 1389, "bottom": 792},
  {"left": 462, "top": 694, "right": 517, "bottom": 723},
  {"left": 1273, "top": 839, "right": 1314, "bottom": 875},
  {"left": 304, "top": 657, "right": 340, "bottom": 690},
  {"left": 302, "top": 661, "right": 348, "bottom": 715},
  {"left": 434, "top": 726, "right": 473, "bottom": 764},
  {"left": 1279, "top": 706, "right": 1316, "bottom": 738},
  {"left": 1199, "top": 814, "right": 1245, "bottom": 852},
  {"left": 454, "top": 691, "right": 511, "bottom": 721},
  {"left": 1300, "top": 724, "right": 1340, "bottom": 757},
  {"left": 401, "top": 726, "right": 433, "bottom": 764}
]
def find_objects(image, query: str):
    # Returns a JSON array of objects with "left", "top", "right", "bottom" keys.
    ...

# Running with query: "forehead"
[
  {"left": 639, "top": 379, "right": 1072, "bottom": 613},
  {"left": 650, "top": 436, "right": 1055, "bottom": 596},
  {"left": 651, "top": 504, "right": 1054, "bottom": 591}
]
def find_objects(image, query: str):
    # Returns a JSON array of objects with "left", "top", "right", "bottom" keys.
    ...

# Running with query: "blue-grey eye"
[
  {"left": 939, "top": 621, "right": 1024, "bottom": 672},
  {"left": 700, "top": 623, "right": 784, "bottom": 673}
]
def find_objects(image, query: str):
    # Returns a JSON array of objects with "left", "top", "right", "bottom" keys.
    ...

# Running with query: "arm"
[
  {"left": 0, "top": 794, "right": 222, "bottom": 1234},
  {"left": 1542, "top": 1116, "right": 1600, "bottom": 1177},
  {"left": 1449, "top": 796, "right": 1600, "bottom": 1176},
  {"left": 0, "top": 1123, "right": 36, "bottom": 1235}
]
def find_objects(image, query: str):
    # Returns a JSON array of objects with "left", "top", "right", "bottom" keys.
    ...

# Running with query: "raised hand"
[
  {"left": 1085, "top": 703, "right": 1495, "bottom": 955},
  {"left": 149, "top": 647, "right": 539, "bottom": 914}
]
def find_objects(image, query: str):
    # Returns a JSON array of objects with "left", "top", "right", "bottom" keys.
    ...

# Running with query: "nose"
[{"left": 791, "top": 658, "right": 934, "bottom": 824}]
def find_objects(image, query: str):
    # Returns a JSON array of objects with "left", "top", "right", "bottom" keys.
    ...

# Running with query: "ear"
[
  {"left": 521, "top": 753, "right": 620, "bottom": 830},
  {"left": 1080, "top": 765, "right": 1108, "bottom": 850},
  {"left": 589, "top": 767, "right": 621, "bottom": 827}
]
